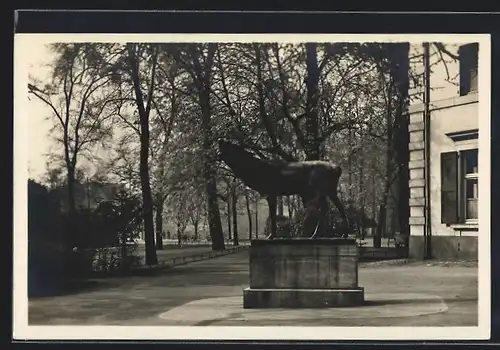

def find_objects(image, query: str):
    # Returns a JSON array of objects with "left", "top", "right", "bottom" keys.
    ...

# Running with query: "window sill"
[{"left": 449, "top": 223, "right": 479, "bottom": 231}]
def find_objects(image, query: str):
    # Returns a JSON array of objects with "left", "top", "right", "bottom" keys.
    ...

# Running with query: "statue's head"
[
  {"left": 217, "top": 138, "right": 235, "bottom": 162},
  {"left": 217, "top": 139, "right": 256, "bottom": 166},
  {"left": 218, "top": 138, "right": 240, "bottom": 155},
  {"left": 218, "top": 138, "right": 230, "bottom": 149}
]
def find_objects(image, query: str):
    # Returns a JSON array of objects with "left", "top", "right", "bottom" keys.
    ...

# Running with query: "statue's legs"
[
  {"left": 266, "top": 196, "right": 277, "bottom": 239},
  {"left": 302, "top": 193, "right": 322, "bottom": 238},
  {"left": 329, "top": 191, "right": 349, "bottom": 237},
  {"left": 318, "top": 196, "right": 336, "bottom": 237}
]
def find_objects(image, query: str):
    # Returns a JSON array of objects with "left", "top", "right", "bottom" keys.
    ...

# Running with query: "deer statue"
[{"left": 217, "top": 139, "right": 349, "bottom": 239}]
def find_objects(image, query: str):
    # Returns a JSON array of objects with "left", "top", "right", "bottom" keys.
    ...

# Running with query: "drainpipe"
[{"left": 423, "top": 43, "right": 432, "bottom": 259}]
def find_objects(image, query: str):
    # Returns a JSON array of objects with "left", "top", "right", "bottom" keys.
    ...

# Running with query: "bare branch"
[
  {"left": 433, "top": 42, "right": 460, "bottom": 61},
  {"left": 27, "top": 85, "right": 65, "bottom": 129}
]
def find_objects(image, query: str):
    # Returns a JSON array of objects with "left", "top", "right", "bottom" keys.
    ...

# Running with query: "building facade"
[{"left": 408, "top": 42, "right": 479, "bottom": 259}]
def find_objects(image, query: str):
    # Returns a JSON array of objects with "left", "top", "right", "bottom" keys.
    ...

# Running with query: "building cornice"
[{"left": 409, "top": 92, "right": 478, "bottom": 115}]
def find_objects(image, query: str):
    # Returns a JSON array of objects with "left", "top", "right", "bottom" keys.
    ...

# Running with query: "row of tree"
[{"left": 28, "top": 41, "right": 456, "bottom": 264}]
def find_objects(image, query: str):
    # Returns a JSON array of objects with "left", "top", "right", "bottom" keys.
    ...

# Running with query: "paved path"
[{"left": 28, "top": 251, "right": 478, "bottom": 327}]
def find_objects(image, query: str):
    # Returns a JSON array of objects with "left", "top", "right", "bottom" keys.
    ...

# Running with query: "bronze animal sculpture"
[{"left": 217, "top": 140, "right": 349, "bottom": 239}]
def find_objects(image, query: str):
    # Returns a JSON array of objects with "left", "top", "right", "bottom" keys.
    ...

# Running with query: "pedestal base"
[
  {"left": 243, "top": 287, "right": 365, "bottom": 308},
  {"left": 244, "top": 238, "right": 364, "bottom": 309}
]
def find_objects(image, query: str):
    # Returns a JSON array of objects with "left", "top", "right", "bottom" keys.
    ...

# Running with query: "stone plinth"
[{"left": 243, "top": 238, "right": 364, "bottom": 308}]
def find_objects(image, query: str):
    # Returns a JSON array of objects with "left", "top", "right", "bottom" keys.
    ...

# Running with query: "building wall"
[
  {"left": 429, "top": 98, "right": 478, "bottom": 236},
  {"left": 408, "top": 42, "right": 479, "bottom": 260}
]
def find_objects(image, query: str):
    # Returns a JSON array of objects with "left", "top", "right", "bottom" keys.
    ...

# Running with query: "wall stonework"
[{"left": 409, "top": 235, "right": 478, "bottom": 260}]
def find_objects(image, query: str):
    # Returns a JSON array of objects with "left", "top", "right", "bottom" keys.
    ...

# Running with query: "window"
[
  {"left": 459, "top": 43, "right": 479, "bottom": 96},
  {"left": 441, "top": 148, "right": 478, "bottom": 225},
  {"left": 462, "top": 149, "right": 478, "bottom": 221}
]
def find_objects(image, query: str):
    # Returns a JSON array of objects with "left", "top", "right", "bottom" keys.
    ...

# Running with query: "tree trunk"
[
  {"left": 277, "top": 197, "right": 284, "bottom": 216},
  {"left": 371, "top": 166, "right": 377, "bottom": 239},
  {"left": 348, "top": 127, "right": 353, "bottom": 200},
  {"left": 194, "top": 222, "right": 199, "bottom": 241},
  {"left": 375, "top": 202, "right": 387, "bottom": 248},
  {"left": 204, "top": 176, "right": 225, "bottom": 250},
  {"left": 231, "top": 184, "right": 239, "bottom": 246},
  {"left": 374, "top": 126, "right": 393, "bottom": 248},
  {"left": 177, "top": 221, "right": 181, "bottom": 246},
  {"left": 127, "top": 43, "right": 158, "bottom": 266},
  {"left": 358, "top": 127, "right": 365, "bottom": 238},
  {"left": 255, "top": 199, "right": 259, "bottom": 239},
  {"left": 305, "top": 43, "right": 321, "bottom": 161},
  {"left": 139, "top": 132, "right": 157, "bottom": 264},
  {"left": 373, "top": 53, "right": 396, "bottom": 249},
  {"left": 373, "top": 154, "right": 392, "bottom": 249},
  {"left": 359, "top": 156, "right": 365, "bottom": 239},
  {"left": 245, "top": 192, "right": 253, "bottom": 240},
  {"left": 287, "top": 196, "right": 293, "bottom": 219},
  {"left": 193, "top": 44, "right": 225, "bottom": 251},
  {"left": 155, "top": 198, "right": 164, "bottom": 250},
  {"left": 200, "top": 117, "right": 225, "bottom": 250},
  {"left": 304, "top": 43, "right": 330, "bottom": 237},
  {"left": 65, "top": 165, "right": 76, "bottom": 212},
  {"left": 65, "top": 164, "right": 78, "bottom": 248},
  {"left": 226, "top": 200, "right": 232, "bottom": 240},
  {"left": 393, "top": 43, "right": 411, "bottom": 251}
]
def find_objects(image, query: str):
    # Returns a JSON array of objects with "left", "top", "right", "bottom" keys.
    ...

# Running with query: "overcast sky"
[{"left": 21, "top": 39, "right": 55, "bottom": 182}]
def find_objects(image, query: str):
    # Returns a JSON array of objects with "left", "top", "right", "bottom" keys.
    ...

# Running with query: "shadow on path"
[
  {"left": 29, "top": 280, "right": 112, "bottom": 298},
  {"left": 29, "top": 247, "right": 247, "bottom": 298}
]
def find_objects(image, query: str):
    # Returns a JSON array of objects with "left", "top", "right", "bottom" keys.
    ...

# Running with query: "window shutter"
[
  {"left": 441, "top": 151, "right": 459, "bottom": 224},
  {"left": 459, "top": 43, "right": 479, "bottom": 96},
  {"left": 459, "top": 46, "right": 469, "bottom": 96}
]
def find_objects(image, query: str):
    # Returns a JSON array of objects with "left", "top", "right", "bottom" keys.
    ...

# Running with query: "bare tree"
[
  {"left": 123, "top": 43, "right": 159, "bottom": 265},
  {"left": 28, "top": 43, "right": 117, "bottom": 245},
  {"left": 149, "top": 53, "right": 182, "bottom": 250},
  {"left": 169, "top": 43, "right": 226, "bottom": 250},
  {"left": 186, "top": 186, "right": 206, "bottom": 241}
]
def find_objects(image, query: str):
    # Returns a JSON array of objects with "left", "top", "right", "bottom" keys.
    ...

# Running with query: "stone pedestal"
[{"left": 243, "top": 238, "right": 364, "bottom": 308}]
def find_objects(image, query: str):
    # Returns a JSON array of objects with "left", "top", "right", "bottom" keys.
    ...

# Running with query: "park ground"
[{"left": 27, "top": 246, "right": 478, "bottom": 327}]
